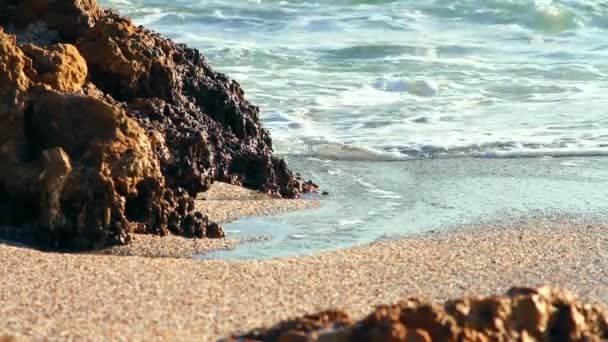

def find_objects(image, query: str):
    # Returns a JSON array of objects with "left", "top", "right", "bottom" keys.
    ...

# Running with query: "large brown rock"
[
  {"left": 0, "top": 29, "right": 214, "bottom": 248},
  {"left": 0, "top": 0, "right": 310, "bottom": 249},
  {"left": 238, "top": 287, "right": 608, "bottom": 342},
  {"left": 75, "top": 12, "right": 307, "bottom": 197}
]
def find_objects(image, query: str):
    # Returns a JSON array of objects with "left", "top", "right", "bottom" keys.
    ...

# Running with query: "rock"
[
  {"left": 14, "top": 0, "right": 100, "bottom": 40},
  {"left": 75, "top": 11, "right": 307, "bottom": 198},
  {"left": 10, "top": 20, "right": 60, "bottom": 46},
  {"left": 0, "top": 27, "right": 32, "bottom": 94},
  {"left": 0, "top": 0, "right": 306, "bottom": 249},
  {"left": 301, "top": 180, "right": 319, "bottom": 194},
  {"left": 277, "top": 330, "right": 317, "bottom": 342},
  {"left": 241, "top": 310, "right": 353, "bottom": 342},
  {"left": 206, "top": 223, "right": 225, "bottom": 239},
  {"left": 21, "top": 43, "right": 87, "bottom": 92},
  {"left": 29, "top": 88, "right": 161, "bottom": 247},
  {"left": 237, "top": 287, "right": 608, "bottom": 341},
  {"left": 356, "top": 299, "right": 459, "bottom": 341},
  {"left": 0, "top": 28, "right": 35, "bottom": 202}
]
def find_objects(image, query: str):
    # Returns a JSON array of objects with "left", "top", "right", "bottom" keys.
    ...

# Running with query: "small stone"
[{"left": 206, "top": 223, "right": 225, "bottom": 239}]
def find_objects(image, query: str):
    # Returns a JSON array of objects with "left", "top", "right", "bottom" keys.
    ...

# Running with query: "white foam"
[
  {"left": 355, "top": 179, "right": 376, "bottom": 189},
  {"left": 366, "top": 188, "right": 403, "bottom": 200},
  {"left": 468, "top": 148, "right": 608, "bottom": 159},
  {"left": 303, "top": 141, "right": 409, "bottom": 161},
  {"left": 314, "top": 86, "right": 402, "bottom": 108},
  {"left": 373, "top": 78, "right": 439, "bottom": 96},
  {"left": 136, "top": 10, "right": 166, "bottom": 26},
  {"left": 293, "top": 138, "right": 608, "bottom": 161},
  {"left": 338, "top": 219, "right": 364, "bottom": 227},
  {"left": 327, "top": 168, "right": 344, "bottom": 176}
]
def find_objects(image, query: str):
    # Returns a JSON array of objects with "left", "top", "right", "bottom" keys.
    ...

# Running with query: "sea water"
[{"left": 100, "top": 0, "right": 608, "bottom": 259}]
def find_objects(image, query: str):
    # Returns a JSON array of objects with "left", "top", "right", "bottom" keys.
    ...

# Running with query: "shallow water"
[
  {"left": 201, "top": 156, "right": 608, "bottom": 259},
  {"left": 100, "top": 0, "right": 608, "bottom": 259}
]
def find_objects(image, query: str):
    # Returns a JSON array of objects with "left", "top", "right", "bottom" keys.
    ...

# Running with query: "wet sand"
[{"left": 1, "top": 216, "right": 608, "bottom": 341}]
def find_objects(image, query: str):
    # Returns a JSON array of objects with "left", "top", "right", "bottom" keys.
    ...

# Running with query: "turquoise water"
[{"left": 100, "top": 0, "right": 608, "bottom": 259}]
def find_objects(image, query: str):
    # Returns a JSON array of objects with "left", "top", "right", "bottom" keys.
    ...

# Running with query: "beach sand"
[
  {"left": 1, "top": 211, "right": 608, "bottom": 340},
  {"left": 195, "top": 182, "right": 321, "bottom": 224}
]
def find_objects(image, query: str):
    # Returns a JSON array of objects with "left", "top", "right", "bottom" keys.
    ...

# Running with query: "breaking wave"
[{"left": 297, "top": 140, "right": 608, "bottom": 161}]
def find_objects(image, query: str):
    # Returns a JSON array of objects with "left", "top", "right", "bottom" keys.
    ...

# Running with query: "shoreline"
[
  {"left": 2, "top": 215, "right": 608, "bottom": 340},
  {"left": 97, "top": 182, "right": 320, "bottom": 258},
  {"left": 0, "top": 182, "right": 320, "bottom": 259}
]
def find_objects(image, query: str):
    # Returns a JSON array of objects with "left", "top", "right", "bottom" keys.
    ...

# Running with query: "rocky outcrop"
[
  {"left": 237, "top": 287, "right": 608, "bottom": 341},
  {"left": 0, "top": 0, "right": 312, "bottom": 249}
]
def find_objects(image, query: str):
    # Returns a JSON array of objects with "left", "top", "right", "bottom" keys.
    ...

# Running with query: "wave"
[
  {"left": 405, "top": 147, "right": 608, "bottom": 159},
  {"left": 292, "top": 140, "right": 608, "bottom": 161},
  {"left": 421, "top": 0, "right": 583, "bottom": 33},
  {"left": 372, "top": 78, "right": 439, "bottom": 97},
  {"left": 298, "top": 140, "right": 410, "bottom": 161}
]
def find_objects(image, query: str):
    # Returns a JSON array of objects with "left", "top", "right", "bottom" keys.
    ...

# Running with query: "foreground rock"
[
  {"left": 0, "top": 1, "right": 312, "bottom": 249},
  {"left": 237, "top": 287, "right": 608, "bottom": 341}
]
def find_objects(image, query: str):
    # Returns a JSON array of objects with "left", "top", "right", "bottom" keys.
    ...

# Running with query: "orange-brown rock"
[
  {"left": 0, "top": 28, "right": 35, "bottom": 201},
  {"left": 0, "top": 0, "right": 310, "bottom": 249},
  {"left": 76, "top": 14, "right": 173, "bottom": 100},
  {"left": 238, "top": 287, "right": 608, "bottom": 342},
  {"left": 21, "top": 43, "right": 87, "bottom": 92},
  {"left": 0, "top": 27, "right": 32, "bottom": 93}
]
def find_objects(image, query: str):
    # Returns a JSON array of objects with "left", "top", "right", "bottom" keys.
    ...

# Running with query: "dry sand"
[{"left": 1, "top": 216, "right": 608, "bottom": 341}]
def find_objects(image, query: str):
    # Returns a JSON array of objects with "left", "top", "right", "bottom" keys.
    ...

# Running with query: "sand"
[
  {"left": 1, "top": 215, "right": 608, "bottom": 341},
  {"left": 196, "top": 182, "right": 320, "bottom": 224}
]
